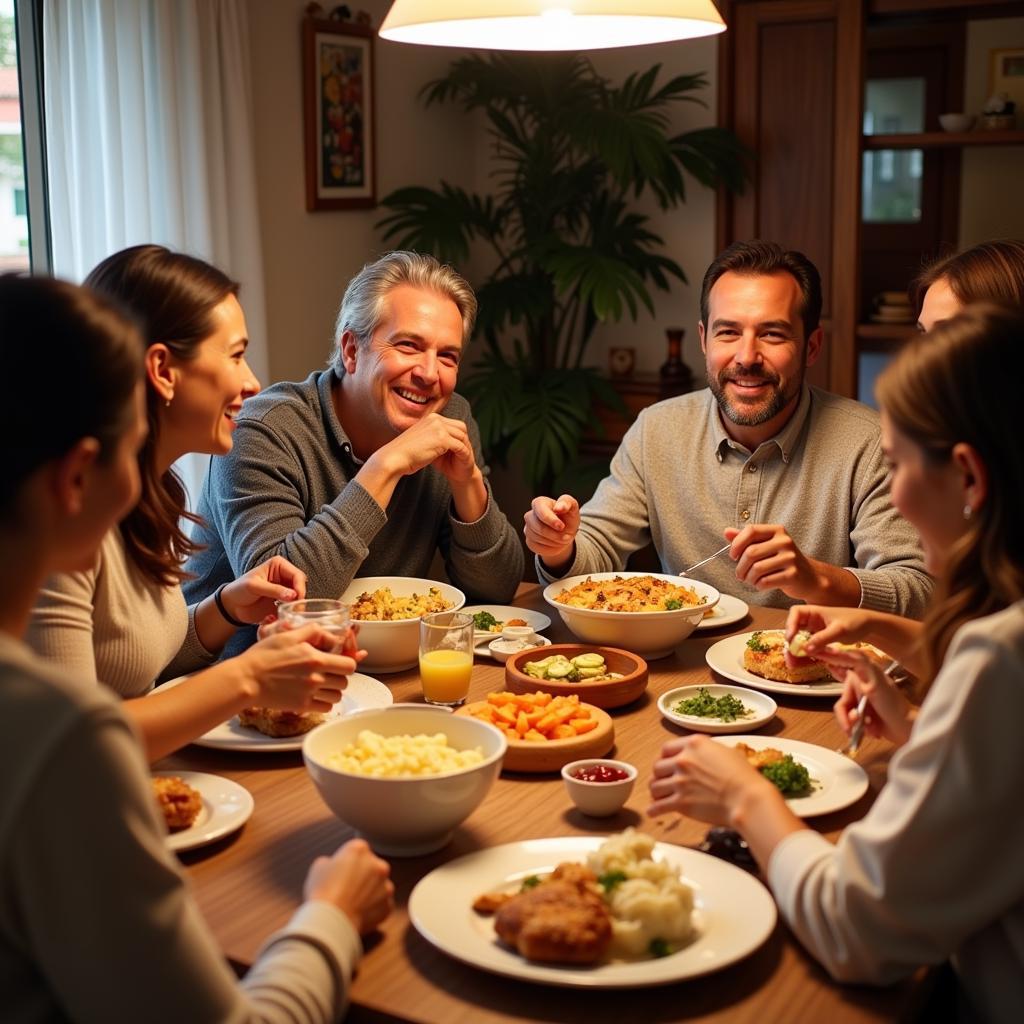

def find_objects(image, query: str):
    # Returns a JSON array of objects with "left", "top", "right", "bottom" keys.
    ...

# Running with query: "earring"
[
  {"left": 963, "top": 504, "right": 973, "bottom": 520},
  {"left": 165, "top": 392, "right": 173, "bottom": 409}
]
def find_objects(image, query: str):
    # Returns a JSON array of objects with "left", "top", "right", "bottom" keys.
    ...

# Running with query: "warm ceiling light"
[{"left": 378, "top": 1, "right": 726, "bottom": 51}]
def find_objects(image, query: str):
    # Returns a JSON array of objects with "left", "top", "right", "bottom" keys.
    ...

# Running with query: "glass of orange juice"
[{"left": 419, "top": 611, "right": 475, "bottom": 706}]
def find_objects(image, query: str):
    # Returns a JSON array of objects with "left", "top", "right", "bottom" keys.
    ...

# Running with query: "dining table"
[{"left": 160, "top": 584, "right": 934, "bottom": 1023}]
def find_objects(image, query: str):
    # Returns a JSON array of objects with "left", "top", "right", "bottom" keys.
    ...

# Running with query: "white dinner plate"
[
  {"left": 658, "top": 684, "right": 777, "bottom": 734},
  {"left": 694, "top": 593, "right": 749, "bottom": 631},
  {"left": 705, "top": 632, "right": 844, "bottom": 697},
  {"left": 408, "top": 836, "right": 776, "bottom": 988},
  {"left": 155, "top": 771, "right": 254, "bottom": 853},
  {"left": 463, "top": 605, "right": 551, "bottom": 643},
  {"left": 163, "top": 673, "right": 393, "bottom": 752},
  {"left": 713, "top": 735, "right": 869, "bottom": 817}
]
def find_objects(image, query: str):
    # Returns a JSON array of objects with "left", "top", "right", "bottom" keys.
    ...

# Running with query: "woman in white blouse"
[{"left": 649, "top": 304, "right": 1024, "bottom": 1022}]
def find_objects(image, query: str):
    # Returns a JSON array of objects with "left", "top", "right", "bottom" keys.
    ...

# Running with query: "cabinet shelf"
[
  {"left": 856, "top": 322, "right": 917, "bottom": 350},
  {"left": 864, "top": 129, "right": 1024, "bottom": 149}
]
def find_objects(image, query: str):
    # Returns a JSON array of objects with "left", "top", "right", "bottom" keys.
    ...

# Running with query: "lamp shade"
[{"left": 378, "top": 1, "right": 726, "bottom": 51}]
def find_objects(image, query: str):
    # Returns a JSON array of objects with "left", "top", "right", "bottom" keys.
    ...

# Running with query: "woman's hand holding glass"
[
  {"left": 237, "top": 623, "right": 356, "bottom": 712},
  {"left": 219, "top": 555, "right": 308, "bottom": 626}
]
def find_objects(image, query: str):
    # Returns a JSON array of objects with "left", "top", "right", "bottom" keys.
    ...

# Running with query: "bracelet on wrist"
[{"left": 213, "top": 584, "right": 248, "bottom": 629}]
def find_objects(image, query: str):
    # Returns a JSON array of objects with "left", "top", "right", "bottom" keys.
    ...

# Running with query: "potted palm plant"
[{"left": 378, "top": 52, "right": 747, "bottom": 492}]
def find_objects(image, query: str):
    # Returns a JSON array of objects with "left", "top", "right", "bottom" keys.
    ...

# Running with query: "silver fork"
[
  {"left": 679, "top": 543, "right": 731, "bottom": 577},
  {"left": 838, "top": 658, "right": 900, "bottom": 758}
]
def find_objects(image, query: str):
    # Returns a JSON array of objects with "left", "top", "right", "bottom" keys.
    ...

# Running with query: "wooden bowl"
[
  {"left": 455, "top": 700, "right": 614, "bottom": 773},
  {"left": 504, "top": 644, "right": 648, "bottom": 709}
]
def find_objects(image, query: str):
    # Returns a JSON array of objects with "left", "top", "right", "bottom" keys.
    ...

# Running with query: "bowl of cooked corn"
[
  {"left": 303, "top": 705, "right": 505, "bottom": 855},
  {"left": 542, "top": 572, "right": 720, "bottom": 658},
  {"left": 339, "top": 576, "right": 466, "bottom": 672}
]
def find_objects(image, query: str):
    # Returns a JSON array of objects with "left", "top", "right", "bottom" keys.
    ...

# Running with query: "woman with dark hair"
[
  {"left": 28, "top": 245, "right": 359, "bottom": 761},
  {"left": 648, "top": 305, "right": 1024, "bottom": 1021},
  {"left": 913, "top": 238, "right": 1024, "bottom": 331},
  {"left": 0, "top": 274, "right": 392, "bottom": 1020}
]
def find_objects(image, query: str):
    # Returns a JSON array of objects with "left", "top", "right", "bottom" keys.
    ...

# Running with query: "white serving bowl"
[
  {"left": 340, "top": 576, "right": 466, "bottom": 672},
  {"left": 561, "top": 758, "right": 637, "bottom": 817},
  {"left": 938, "top": 113, "right": 974, "bottom": 133},
  {"left": 303, "top": 705, "right": 506, "bottom": 856},
  {"left": 542, "top": 572, "right": 720, "bottom": 658}
]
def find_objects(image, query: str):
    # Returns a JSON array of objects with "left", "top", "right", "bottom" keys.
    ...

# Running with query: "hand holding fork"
[{"left": 837, "top": 657, "right": 903, "bottom": 758}]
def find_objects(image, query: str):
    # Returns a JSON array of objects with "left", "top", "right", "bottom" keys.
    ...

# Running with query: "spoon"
[{"left": 679, "top": 543, "right": 731, "bottom": 577}]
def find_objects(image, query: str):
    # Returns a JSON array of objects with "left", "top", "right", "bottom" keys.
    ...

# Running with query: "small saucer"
[{"left": 486, "top": 634, "right": 552, "bottom": 664}]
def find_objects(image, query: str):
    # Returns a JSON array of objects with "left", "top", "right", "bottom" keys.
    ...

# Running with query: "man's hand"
[
  {"left": 372, "top": 413, "right": 478, "bottom": 482},
  {"left": 523, "top": 494, "right": 580, "bottom": 575},
  {"left": 725, "top": 524, "right": 861, "bottom": 605}
]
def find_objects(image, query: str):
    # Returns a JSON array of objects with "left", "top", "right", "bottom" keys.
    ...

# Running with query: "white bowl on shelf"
[{"left": 938, "top": 113, "right": 974, "bottom": 133}]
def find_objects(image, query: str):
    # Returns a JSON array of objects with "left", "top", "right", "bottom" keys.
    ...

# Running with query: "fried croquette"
[
  {"left": 151, "top": 776, "right": 202, "bottom": 832},
  {"left": 494, "top": 873, "right": 612, "bottom": 964},
  {"left": 237, "top": 706, "right": 327, "bottom": 738}
]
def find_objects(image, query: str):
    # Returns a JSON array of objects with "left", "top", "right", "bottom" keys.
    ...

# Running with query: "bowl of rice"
[
  {"left": 303, "top": 705, "right": 506, "bottom": 855},
  {"left": 542, "top": 572, "right": 720, "bottom": 658},
  {"left": 340, "top": 576, "right": 466, "bottom": 672}
]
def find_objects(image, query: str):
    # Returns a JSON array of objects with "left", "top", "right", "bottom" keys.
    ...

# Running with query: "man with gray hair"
[{"left": 185, "top": 251, "right": 523, "bottom": 652}]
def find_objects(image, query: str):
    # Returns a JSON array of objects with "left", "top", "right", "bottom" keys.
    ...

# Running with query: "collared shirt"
[{"left": 540, "top": 386, "right": 931, "bottom": 615}]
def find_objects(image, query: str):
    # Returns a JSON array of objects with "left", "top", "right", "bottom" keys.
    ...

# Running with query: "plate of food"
[
  {"left": 705, "top": 631, "right": 846, "bottom": 696},
  {"left": 152, "top": 771, "right": 254, "bottom": 853},
  {"left": 658, "top": 684, "right": 776, "bottom": 734},
  {"left": 463, "top": 606, "right": 552, "bottom": 644},
  {"left": 162, "top": 673, "right": 393, "bottom": 752},
  {"left": 694, "top": 593, "right": 749, "bottom": 631},
  {"left": 409, "top": 828, "right": 776, "bottom": 988},
  {"left": 456, "top": 690, "right": 614, "bottom": 772},
  {"left": 713, "top": 735, "right": 869, "bottom": 817}
]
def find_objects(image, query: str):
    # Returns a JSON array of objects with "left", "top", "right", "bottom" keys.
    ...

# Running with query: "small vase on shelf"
[{"left": 659, "top": 326, "right": 693, "bottom": 394}]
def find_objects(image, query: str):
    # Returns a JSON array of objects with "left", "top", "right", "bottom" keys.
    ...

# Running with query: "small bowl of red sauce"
[{"left": 561, "top": 758, "right": 637, "bottom": 818}]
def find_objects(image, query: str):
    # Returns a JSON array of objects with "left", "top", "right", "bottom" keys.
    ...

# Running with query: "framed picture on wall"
[
  {"left": 988, "top": 46, "right": 1024, "bottom": 110},
  {"left": 303, "top": 18, "right": 376, "bottom": 211}
]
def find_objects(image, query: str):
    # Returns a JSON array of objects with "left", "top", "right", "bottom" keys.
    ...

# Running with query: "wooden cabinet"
[
  {"left": 715, "top": 0, "right": 1024, "bottom": 401},
  {"left": 583, "top": 372, "right": 694, "bottom": 456}
]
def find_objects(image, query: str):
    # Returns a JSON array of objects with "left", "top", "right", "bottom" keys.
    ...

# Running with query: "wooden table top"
[{"left": 162, "top": 586, "right": 928, "bottom": 1023}]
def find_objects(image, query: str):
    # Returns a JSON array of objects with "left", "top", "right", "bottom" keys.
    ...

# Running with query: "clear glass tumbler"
[
  {"left": 278, "top": 598, "right": 355, "bottom": 655},
  {"left": 418, "top": 610, "right": 474, "bottom": 706}
]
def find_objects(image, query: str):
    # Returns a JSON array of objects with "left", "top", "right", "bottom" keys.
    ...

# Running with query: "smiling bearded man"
[
  {"left": 523, "top": 240, "right": 931, "bottom": 617},
  {"left": 184, "top": 251, "right": 523, "bottom": 655}
]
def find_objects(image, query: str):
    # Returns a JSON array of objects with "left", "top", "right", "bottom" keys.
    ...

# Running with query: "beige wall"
[
  {"left": 960, "top": 17, "right": 1024, "bottom": 247},
  {"left": 247, "top": 1, "right": 720, "bottom": 385}
]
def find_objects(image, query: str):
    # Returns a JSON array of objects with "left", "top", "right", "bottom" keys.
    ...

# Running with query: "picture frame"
[
  {"left": 303, "top": 18, "right": 376, "bottom": 211},
  {"left": 988, "top": 46, "right": 1024, "bottom": 111}
]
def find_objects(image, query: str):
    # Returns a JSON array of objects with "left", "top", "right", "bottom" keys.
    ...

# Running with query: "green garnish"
[
  {"left": 520, "top": 875, "right": 541, "bottom": 891},
  {"left": 664, "top": 598, "right": 683, "bottom": 611},
  {"left": 598, "top": 870, "right": 628, "bottom": 892},
  {"left": 759, "top": 755, "right": 813, "bottom": 797},
  {"left": 674, "top": 687, "right": 751, "bottom": 723},
  {"left": 472, "top": 610, "right": 499, "bottom": 632},
  {"left": 649, "top": 937, "right": 672, "bottom": 958},
  {"left": 746, "top": 630, "right": 771, "bottom": 654}
]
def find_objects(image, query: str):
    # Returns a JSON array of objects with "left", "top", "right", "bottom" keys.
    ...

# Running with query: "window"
[{"left": 862, "top": 78, "right": 925, "bottom": 224}]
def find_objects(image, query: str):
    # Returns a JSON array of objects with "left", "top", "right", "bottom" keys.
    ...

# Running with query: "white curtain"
[{"left": 43, "top": 0, "right": 268, "bottom": 507}]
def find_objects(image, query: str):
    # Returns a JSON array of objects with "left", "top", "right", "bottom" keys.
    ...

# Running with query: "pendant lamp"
[{"left": 378, "top": 1, "right": 726, "bottom": 51}]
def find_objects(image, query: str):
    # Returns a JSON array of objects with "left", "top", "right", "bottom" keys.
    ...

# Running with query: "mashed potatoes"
[
  {"left": 587, "top": 828, "right": 695, "bottom": 958},
  {"left": 327, "top": 729, "right": 484, "bottom": 777}
]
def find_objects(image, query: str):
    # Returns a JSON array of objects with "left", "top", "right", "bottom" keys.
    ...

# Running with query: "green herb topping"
[
  {"left": 759, "top": 755, "right": 813, "bottom": 797},
  {"left": 598, "top": 870, "right": 628, "bottom": 893},
  {"left": 649, "top": 938, "right": 672, "bottom": 958},
  {"left": 746, "top": 630, "right": 771, "bottom": 654},
  {"left": 520, "top": 874, "right": 541, "bottom": 891},
  {"left": 472, "top": 610, "right": 499, "bottom": 632},
  {"left": 673, "top": 687, "right": 751, "bottom": 722},
  {"left": 664, "top": 598, "right": 683, "bottom": 611}
]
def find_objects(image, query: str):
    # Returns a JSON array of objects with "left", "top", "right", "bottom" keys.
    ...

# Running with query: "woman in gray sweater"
[{"left": 0, "top": 274, "right": 392, "bottom": 1021}]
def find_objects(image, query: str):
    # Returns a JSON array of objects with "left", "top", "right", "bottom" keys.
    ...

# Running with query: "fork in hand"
[{"left": 837, "top": 658, "right": 900, "bottom": 758}]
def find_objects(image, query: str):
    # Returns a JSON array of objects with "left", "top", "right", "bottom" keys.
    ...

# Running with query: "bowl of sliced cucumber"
[{"left": 504, "top": 644, "right": 649, "bottom": 709}]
